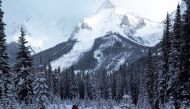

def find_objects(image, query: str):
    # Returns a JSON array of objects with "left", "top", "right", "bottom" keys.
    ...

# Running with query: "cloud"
[
  {"left": 3, "top": 0, "right": 180, "bottom": 44},
  {"left": 111, "top": 0, "right": 181, "bottom": 21}
]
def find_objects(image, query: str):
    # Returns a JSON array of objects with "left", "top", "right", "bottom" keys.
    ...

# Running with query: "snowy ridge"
[
  {"left": 96, "top": 0, "right": 116, "bottom": 12},
  {"left": 52, "top": 0, "right": 163, "bottom": 68},
  {"left": 51, "top": 0, "right": 163, "bottom": 70}
]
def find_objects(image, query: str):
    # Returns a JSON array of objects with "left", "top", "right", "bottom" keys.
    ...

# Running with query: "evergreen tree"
[
  {"left": 130, "top": 73, "right": 139, "bottom": 105},
  {"left": 84, "top": 72, "right": 94, "bottom": 100},
  {"left": 146, "top": 49, "right": 159, "bottom": 109},
  {"left": 33, "top": 65, "right": 49, "bottom": 109},
  {"left": 98, "top": 70, "right": 108, "bottom": 100},
  {"left": 14, "top": 27, "right": 34, "bottom": 104},
  {"left": 52, "top": 69, "right": 59, "bottom": 96},
  {"left": 0, "top": 0, "right": 14, "bottom": 105},
  {"left": 159, "top": 13, "right": 172, "bottom": 105},
  {"left": 60, "top": 69, "right": 66, "bottom": 100},
  {"left": 110, "top": 72, "right": 116, "bottom": 100},
  {"left": 167, "top": 4, "right": 183, "bottom": 109},
  {"left": 76, "top": 72, "right": 85, "bottom": 99},
  {"left": 115, "top": 71, "right": 123, "bottom": 102},
  {"left": 176, "top": 0, "right": 190, "bottom": 108},
  {"left": 68, "top": 67, "right": 78, "bottom": 100},
  {"left": 62, "top": 69, "right": 69, "bottom": 99},
  {"left": 89, "top": 73, "right": 98, "bottom": 100},
  {"left": 45, "top": 62, "right": 54, "bottom": 102}
]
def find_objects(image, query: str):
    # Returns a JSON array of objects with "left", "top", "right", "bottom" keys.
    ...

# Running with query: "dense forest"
[{"left": 0, "top": 0, "right": 190, "bottom": 109}]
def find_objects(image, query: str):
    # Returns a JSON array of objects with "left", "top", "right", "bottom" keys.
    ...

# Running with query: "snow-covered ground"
[{"left": 47, "top": 104, "right": 121, "bottom": 109}]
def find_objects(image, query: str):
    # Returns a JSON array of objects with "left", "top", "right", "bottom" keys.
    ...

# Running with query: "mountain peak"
[{"left": 97, "top": 0, "right": 115, "bottom": 12}]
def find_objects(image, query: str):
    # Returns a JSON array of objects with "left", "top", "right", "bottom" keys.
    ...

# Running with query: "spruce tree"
[
  {"left": 89, "top": 73, "right": 98, "bottom": 100},
  {"left": 51, "top": 69, "right": 60, "bottom": 96},
  {"left": 146, "top": 49, "right": 158, "bottom": 109},
  {"left": 76, "top": 72, "right": 85, "bottom": 99},
  {"left": 115, "top": 71, "right": 123, "bottom": 102},
  {"left": 84, "top": 72, "right": 94, "bottom": 100},
  {"left": 33, "top": 65, "right": 49, "bottom": 109},
  {"left": 62, "top": 69, "right": 69, "bottom": 99},
  {"left": 159, "top": 13, "right": 172, "bottom": 105},
  {"left": 0, "top": 0, "right": 14, "bottom": 105},
  {"left": 110, "top": 72, "right": 116, "bottom": 100},
  {"left": 176, "top": 0, "right": 190, "bottom": 107},
  {"left": 130, "top": 73, "right": 139, "bottom": 105},
  {"left": 167, "top": 4, "right": 183, "bottom": 108},
  {"left": 98, "top": 70, "right": 108, "bottom": 100},
  {"left": 68, "top": 67, "right": 78, "bottom": 100},
  {"left": 45, "top": 62, "right": 54, "bottom": 102},
  {"left": 14, "top": 27, "right": 34, "bottom": 104},
  {"left": 146, "top": 49, "right": 159, "bottom": 109}
]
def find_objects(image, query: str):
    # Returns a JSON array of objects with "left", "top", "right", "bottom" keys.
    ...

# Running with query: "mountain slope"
[
  {"left": 73, "top": 32, "right": 149, "bottom": 72},
  {"left": 51, "top": 0, "right": 163, "bottom": 71},
  {"left": 6, "top": 0, "right": 186, "bottom": 73}
]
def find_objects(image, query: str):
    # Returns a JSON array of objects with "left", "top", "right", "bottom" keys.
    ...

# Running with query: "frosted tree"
[
  {"left": 76, "top": 72, "right": 85, "bottom": 99},
  {"left": 130, "top": 73, "right": 139, "bottom": 105},
  {"left": 84, "top": 72, "right": 94, "bottom": 100},
  {"left": 0, "top": 0, "right": 14, "bottom": 106},
  {"left": 176, "top": 0, "right": 190, "bottom": 108},
  {"left": 106, "top": 74, "right": 114, "bottom": 109},
  {"left": 14, "top": 27, "right": 34, "bottom": 104},
  {"left": 99, "top": 70, "right": 108, "bottom": 100},
  {"left": 45, "top": 62, "right": 54, "bottom": 102},
  {"left": 60, "top": 69, "right": 66, "bottom": 100},
  {"left": 110, "top": 72, "right": 116, "bottom": 100},
  {"left": 115, "top": 71, "right": 123, "bottom": 102},
  {"left": 89, "top": 73, "right": 98, "bottom": 100},
  {"left": 61, "top": 68, "right": 78, "bottom": 100},
  {"left": 33, "top": 65, "right": 49, "bottom": 109},
  {"left": 167, "top": 4, "right": 182, "bottom": 109},
  {"left": 62, "top": 69, "right": 69, "bottom": 99},
  {"left": 159, "top": 13, "right": 172, "bottom": 105},
  {"left": 146, "top": 49, "right": 159, "bottom": 109},
  {"left": 52, "top": 69, "right": 60, "bottom": 96},
  {"left": 68, "top": 67, "right": 78, "bottom": 100}
]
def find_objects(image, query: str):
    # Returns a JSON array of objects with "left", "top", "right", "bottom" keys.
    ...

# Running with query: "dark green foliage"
[
  {"left": 146, "top": 49, "right": 159, "bottom": 109},
  {"left": 159, "top": 13, "right": 172, "bottom": 104},
  {"left": 33, "top": 65, "right": 49, "bottom": 108},
  {"left": 177, "top": 0, "right": 190, "bottom": 106},
  {"left": 130, "top": 73, "right": 139, "bottom": 105},
  {"left": 14, "top": 27, "right": 34, "bottom": 104},
  {"left": 0, "top": 0, "right": 14, "bottom": 105}
]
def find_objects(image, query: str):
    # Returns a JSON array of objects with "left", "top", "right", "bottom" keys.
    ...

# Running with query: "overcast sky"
[
  {"left": 3, "top": 0, "right": 181, "bottom": 21},
  {"left": 2, "top": 0, "right": 181, "bottom": 41}
]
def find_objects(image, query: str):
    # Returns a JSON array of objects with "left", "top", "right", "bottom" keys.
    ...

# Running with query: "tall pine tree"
[
  {"left": 146, "top": 49, "right": 159, "bottom": 109},
  {"left": 167, "top": 4, "right": 183, "bottom": 109},
  {"left": 0, "top": 0, "right": 14, "bottom": 105},
  {"left": 14, "top": 27, "right": 34, "bottom": 104},
  {"left": 176, "top": 0, "right": 190, "bottom": 107},
  {"left": 33, "top": 65, "right": 49, "bottom": 109},
  {"left": 159, "top": 13, "right": 172, "bottom": 105}
]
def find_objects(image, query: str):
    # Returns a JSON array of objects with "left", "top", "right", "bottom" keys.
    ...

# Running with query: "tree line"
[
  {"left": 146, "top": 1, "right": 190, "bottom": 109},
  {"left": 0, "top": 0, "right": 190, "bottom": 109}
]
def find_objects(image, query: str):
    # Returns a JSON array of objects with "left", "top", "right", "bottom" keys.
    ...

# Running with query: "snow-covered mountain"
[
  {"left": 8, "top": 0, "right": 186, "bottom": 72},
  {"left": 50, "top": 0, "right": 163, "bottom": 71}
]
